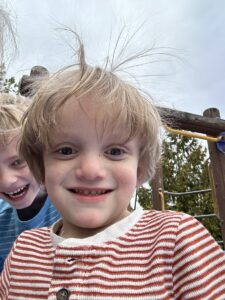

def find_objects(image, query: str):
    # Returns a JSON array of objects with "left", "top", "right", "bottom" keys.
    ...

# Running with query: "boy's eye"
[
  {"left": 105, "top": 148, "right": 125, "bottom": 156},
  {"left": 11, "top": 159, "right": 26, "bottom": 167},
  {"left": 58, "top": 147, "right": 75, "bottom": 155}
]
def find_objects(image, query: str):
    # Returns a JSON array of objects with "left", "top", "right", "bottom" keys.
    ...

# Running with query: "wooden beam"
[{"left": 158, "top": 106, "right": 225, "bottom": 136}]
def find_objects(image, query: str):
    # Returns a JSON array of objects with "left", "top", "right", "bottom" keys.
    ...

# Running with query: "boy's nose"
[{"left": 75, "top": 154, "right": 106, "bottom": 181}]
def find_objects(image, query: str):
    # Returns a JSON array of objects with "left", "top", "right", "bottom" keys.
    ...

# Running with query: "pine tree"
[
  {"left": 162, "top": 133, "right": 222, "bottom": 242},
  {"left": 137, "top": 185, "right": 153, "bottom": 210}
]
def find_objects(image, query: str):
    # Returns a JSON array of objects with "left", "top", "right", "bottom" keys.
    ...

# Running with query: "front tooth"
[
  {"left": 8, "top": 186, "right": 23, "bottom": 195},
  {"left": 74, "top": 189, "right": 106, "bottom": 195}
]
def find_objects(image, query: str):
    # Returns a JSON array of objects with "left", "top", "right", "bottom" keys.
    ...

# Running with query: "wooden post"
[
  {"left": 203, "top": 108, "right": 225, "bottom": 246},
  {"left": 150, "top": 161, "right": 164, "bottom": 210},
  {"left": 208, "top": 164, "right": 219, "bottom": 217}
]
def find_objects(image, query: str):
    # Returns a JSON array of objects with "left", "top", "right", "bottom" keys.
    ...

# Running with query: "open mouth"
[
  {"left": 3, "top": 184, "right": 29, "bottom": 199},
  {"left": 69, "top": 188, "right": 111, "bottom": 196}
]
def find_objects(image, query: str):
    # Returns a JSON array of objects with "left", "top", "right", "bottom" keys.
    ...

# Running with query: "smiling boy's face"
[
  {"left": 43, "top": 95, "right": 141, "bottom": 238},
  {"left": 0, "top": 134, "right": 40, "bottom": 209}
]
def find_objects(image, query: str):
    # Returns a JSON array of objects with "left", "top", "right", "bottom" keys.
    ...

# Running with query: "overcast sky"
[{"left": 4, "top": 0, "right": 225, "bottom": 120}]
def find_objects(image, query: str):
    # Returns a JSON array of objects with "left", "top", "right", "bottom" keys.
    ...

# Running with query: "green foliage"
[
  {"left": 162, "top": 133, "right": 222, "bottom": 243},
  {"left": 162, "top": 134, "right": 209, "bottom": 212},
  {"left": 137, "top": 185, "right": 153, "bottom": 210},
  {"left": 137, "top": 132, "right": 222, "bottom": 245}
]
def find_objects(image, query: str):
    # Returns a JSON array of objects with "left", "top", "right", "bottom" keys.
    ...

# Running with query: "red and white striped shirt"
[{"left": 1, "top": 209, "right": 225, "bottom": 299}]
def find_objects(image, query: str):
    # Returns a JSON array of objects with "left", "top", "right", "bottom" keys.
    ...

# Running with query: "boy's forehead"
[
  {"left": 0, "top": 132, "right": 21, "bottom": 150},
  {"left": 51, "top": 114, "right": 138, "bottom": 148},
  {"left": 57, "top": 93, "right": 125, "bottom": 121},
  {"left": 56, "top": 97, "right": 123, "bottom": 126},
  {"left": 52, "top": 94, "right": 140, "bottom": 142},
  {"left": 60, "top": 94, "right": 100, "bottom": 111}
]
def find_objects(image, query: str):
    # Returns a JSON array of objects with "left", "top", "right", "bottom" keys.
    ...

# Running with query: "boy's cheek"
[{"left": 43, "top": 159, "right": 60, "bottom": 180}]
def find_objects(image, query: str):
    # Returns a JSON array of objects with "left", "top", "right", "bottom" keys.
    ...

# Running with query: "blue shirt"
[{"left": 0, "top": 197, "right": 60, "bottom": 272}]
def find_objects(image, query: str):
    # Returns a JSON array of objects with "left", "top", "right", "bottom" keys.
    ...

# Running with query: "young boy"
[
  {"left": 0, "top": 93, "right": 60, "bottom": 273},
  {"left": 1, "top": 43, "right": 225, "bottom": 299}
]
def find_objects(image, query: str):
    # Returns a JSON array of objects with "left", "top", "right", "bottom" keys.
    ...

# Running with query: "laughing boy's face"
[{"left": 0, "top": 134, "right": 40, "bottom": 209}]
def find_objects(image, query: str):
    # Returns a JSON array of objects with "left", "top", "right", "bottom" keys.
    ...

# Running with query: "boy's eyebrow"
[
  {"left": 47, "top": 134, "right": 82, "bottom": 148},
  {"left": 49, "top": 130, "right": 81, "bottom": 140},
  {"left": 0, "top": 155, "right": 21, "bottom": 165},
  {"left": 7, "top": 155, "right": 21, "bottom": 161}
]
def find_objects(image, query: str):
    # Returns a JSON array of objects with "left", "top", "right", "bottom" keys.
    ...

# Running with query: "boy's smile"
[
  {"left": 67, "top": 187, "right": 113, "bottom": 202},
  {"left": 3, "top": 183, "right": 29, "bottom": 199},
  {"left": 0, "top": 135, "right": 40, "bottom": 209},
  {"left": 44, "top": 96, "right": 141, "bottom": 238}
]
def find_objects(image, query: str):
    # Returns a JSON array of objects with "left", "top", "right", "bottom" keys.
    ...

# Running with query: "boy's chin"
[{"left": 6, "top": 197, "right": 34, "bottom": 210}]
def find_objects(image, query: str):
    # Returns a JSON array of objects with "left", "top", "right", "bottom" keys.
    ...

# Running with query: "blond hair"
[
  {"left": 20, "top": 38, "right": 162, "bottom": 184},
  {"left": 0, "top": 93, "right": 30, "bottom": 144}
]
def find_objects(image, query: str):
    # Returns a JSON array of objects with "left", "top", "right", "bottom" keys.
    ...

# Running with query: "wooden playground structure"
[{"left": 151, "top": 106, "right": 225, "bottom": 246}]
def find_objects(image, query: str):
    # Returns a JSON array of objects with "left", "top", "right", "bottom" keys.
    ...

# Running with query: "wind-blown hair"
[
  {"left": 0, "top": 93, "right": 29, "bottom": 145},
  {"left": 0, "top": 7, "right": 17, "bottom": 72},
  {"left": 20, "top": 35, "right": 162, "bottom": 185}
]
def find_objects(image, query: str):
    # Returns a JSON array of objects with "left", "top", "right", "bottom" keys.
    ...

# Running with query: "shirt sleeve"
[
  {"left": 0, "top": 243, "right": 13, "bottom": 299},
  {"left": 172, "top": 213, "right": 225, "bottom": 299}
]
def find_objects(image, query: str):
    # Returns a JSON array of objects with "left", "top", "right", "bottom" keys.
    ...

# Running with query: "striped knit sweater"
[
  {"left": 0, "top": 197, "right": 60, "bottom": 273},
  {"left": 1, "top": 209, "right": 225, "bottom": 300}
]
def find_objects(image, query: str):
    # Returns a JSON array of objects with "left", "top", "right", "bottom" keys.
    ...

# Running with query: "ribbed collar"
[{"left": 51, "top": 208, "right": 144, "bottom": 247}]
